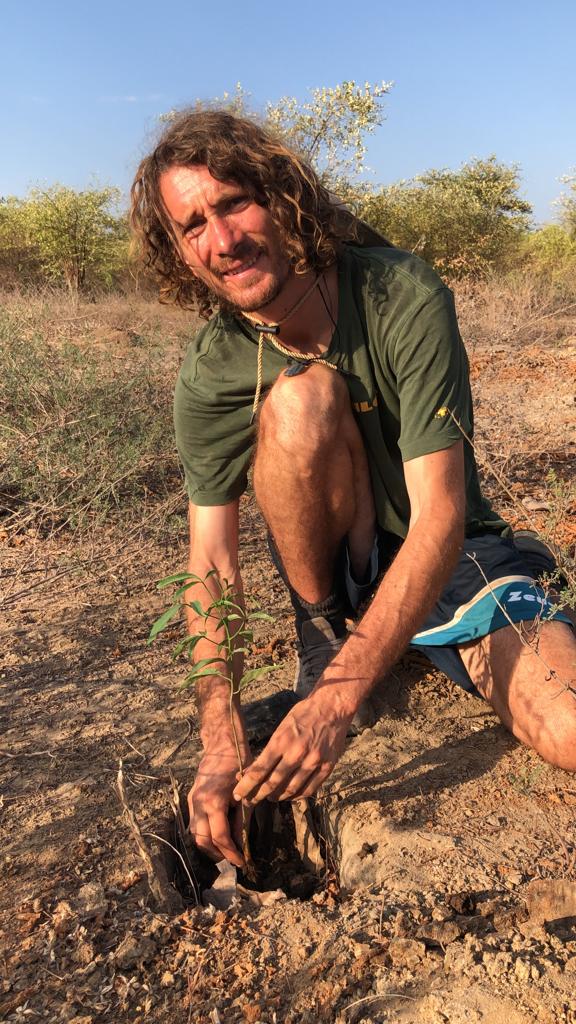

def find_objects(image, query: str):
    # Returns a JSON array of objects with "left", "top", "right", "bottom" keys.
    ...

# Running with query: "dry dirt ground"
[{"left": 1, "top": 330, "right": 575, "bottom": 1024}]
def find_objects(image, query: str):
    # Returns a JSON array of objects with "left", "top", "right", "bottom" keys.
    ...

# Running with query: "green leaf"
[
  {"left": 156, "top": 571, "right": 197, "bottom": 589},
  {"left": 147, "top": 603, "right": 180, "bottom": 643},
  {"left": 247, "top": 611, "right": 275, "bottom": 622},
  {"left": 172, "top": 634, "right": 203, "bottom": 659},
  {"left": 191, "top": 657, "right": 225, "bottom": 672},
  {"left": 239, "top": 664, "right": 279, "bottom": 688},
  {"left": 184, "top": 599, "right": 205, "bottom": 616},
  {"left": 181, "top": 663, "right": 231, "bottom": 687},
  {"left": 172, "top": 583, "right": 203, "bottom": 600}
]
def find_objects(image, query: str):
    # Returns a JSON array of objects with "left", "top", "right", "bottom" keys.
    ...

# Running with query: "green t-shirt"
[{"left": 174, "top": 245, "right": 507, "bottom": 538}]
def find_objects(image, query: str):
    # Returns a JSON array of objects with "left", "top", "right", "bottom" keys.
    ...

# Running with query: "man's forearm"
[
  {"left": 184, "top": 575, "right": 250, "bottom": 761},
  {"left": 315, "top": 513, "right": 464, "bottom": 712}
]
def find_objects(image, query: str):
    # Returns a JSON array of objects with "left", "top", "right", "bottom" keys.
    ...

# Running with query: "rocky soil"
[{"left": 1, "top": 336, "right": 575, "bottom": 1023}]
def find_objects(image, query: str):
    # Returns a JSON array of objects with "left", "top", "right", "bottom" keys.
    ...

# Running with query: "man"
[{"left": 131, "top": 110, "right": 576, "bottom": 870}]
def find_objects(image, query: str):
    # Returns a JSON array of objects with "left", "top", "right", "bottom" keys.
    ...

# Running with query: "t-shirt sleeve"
[
  {"left": 390, "top": 287, "right": 472, "bottom": 462},
  {"left": 173, "top": 370, "right": 254, "bottom": 506}
]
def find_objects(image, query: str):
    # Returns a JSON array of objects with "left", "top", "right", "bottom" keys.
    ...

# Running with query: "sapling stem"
[{"left": 149, "top": 570, "right": 276, "bottom": 880}]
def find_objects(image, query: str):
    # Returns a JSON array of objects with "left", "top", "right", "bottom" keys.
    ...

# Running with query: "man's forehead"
[{"left": 160, "top": 164, "right": 241, "bottom": 215}]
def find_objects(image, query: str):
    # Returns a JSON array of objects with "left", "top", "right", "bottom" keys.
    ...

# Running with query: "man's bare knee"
[
  {"left": 259, "top": 364, "right": 350, "bottom": 452},
  {"left": 537, "top": 710, "right": 576, "bottom": 772}
]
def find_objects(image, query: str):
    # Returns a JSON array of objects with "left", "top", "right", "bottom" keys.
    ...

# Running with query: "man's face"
[{"left": 159, "top": 164, "right": 291, "bottom": 313}]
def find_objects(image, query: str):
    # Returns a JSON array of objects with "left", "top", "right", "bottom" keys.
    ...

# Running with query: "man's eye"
[
  {"left": 184, "top": 221, "right": 204, "bottom": 239},
  {"left": 226, "top": 195, "right": 250, "bottom": 212}
]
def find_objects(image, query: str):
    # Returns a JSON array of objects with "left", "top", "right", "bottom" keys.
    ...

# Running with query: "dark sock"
[
  {"left": 267, "top": 532, "right": 349, "bottom": 641},
  {"left": 291, "top": 590, "right": 348, "bottom": 642}
]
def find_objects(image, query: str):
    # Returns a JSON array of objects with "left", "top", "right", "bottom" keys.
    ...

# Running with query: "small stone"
[
  {"left": 514, "top": 958, "right": 531, "bottom": 982},
  {"left": 482, "top": 951, "right": 512, "bottom": 978},
  {"left": 388, "top": 938, "right": 426, "bottom": 969},
  {"left": 524, "top": 879, "right": 576, "bottom": 924},
  {"left": 564, "top": 957, "right": 576, "bottom": 973},
  {"left": 143, "top": 915, "right": 171, "bottom": 945},
  {"left": 72, "top": 940, "right": 96, "bottom": 966},
  {"left": 52, "top": 901, "right": 78, "bottom": 936},
  {"left": 431, "top": 906, "right": 451, "bottom": 922},
  {"left": 113, "top": 933, "right": 157, "bottom": 969},
  {"left": 76, "top": 882, "right": 108, "bottom": 922},
  {"left": 417, "top": 920, "right": 462, "bottom": 947},
  {"left": 448, "top": 892, "right": 476, "bottom": 915},
  {"left": 507, "top": 871, "right": 523, "bottom": 887},
  {"left": 392, "top": 911, "right": 414, "bottom": 938}
]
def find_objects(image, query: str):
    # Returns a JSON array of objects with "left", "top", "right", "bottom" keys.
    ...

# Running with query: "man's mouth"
[{"left": 221, "top": 251, "right": 261, "bottom": 278}]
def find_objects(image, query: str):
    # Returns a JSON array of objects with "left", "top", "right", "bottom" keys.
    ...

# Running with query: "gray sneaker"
[{"left": 293, "top": 616, "right": 377, "bottom": 734}]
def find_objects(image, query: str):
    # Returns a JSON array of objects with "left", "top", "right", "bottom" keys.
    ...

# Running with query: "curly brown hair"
[{"left": 130, "top": 109, "right": 361, "bottom": 318}]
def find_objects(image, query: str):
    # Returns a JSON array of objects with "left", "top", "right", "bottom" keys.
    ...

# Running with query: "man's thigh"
[{"left": 458, "top": 619, "right": 576, "bottom": 771}]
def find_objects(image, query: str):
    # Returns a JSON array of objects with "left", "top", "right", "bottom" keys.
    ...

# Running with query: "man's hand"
[
  {"left": 188, "top": 752, "right": 251, "bottom": 868},
  {"left": 232, "top": 691, "right": 353, "bottom": 805}
]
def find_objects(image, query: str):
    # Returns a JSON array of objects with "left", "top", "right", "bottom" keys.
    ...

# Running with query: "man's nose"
[{"left": 209, "top": 213, "right": 240, "bottom": 254}]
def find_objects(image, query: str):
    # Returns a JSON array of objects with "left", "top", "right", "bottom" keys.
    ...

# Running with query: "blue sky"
[{"left": 2, "top": 0, "right": 574, "bottom": 225}]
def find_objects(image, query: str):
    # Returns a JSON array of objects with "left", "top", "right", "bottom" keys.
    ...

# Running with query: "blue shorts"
[{"left": 345, "top": 531, "right": 573, "bottom": 694}]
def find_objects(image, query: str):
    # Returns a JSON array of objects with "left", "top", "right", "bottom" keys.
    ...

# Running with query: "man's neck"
[{"left": 245, "top": 264, "right": 339, "bottom": 356}]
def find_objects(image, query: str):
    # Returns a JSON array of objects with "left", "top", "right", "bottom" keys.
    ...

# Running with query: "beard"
[{"left": 202, "top": 243, "right": 292, "bottom": 315}]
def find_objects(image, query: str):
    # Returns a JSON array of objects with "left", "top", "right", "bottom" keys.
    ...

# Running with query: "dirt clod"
[
  {"left": 113, "top": 933, "right": 157, "bottom": 969},
  {"left": 388, "top": 937, "right": 427, "bottom": 968}
]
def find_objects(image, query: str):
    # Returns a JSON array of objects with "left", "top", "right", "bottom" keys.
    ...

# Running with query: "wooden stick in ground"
[{"left": 115, "top": 760, "right": 173, "bottom": 908}]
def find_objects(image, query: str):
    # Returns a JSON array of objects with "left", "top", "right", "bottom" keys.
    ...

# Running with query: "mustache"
[{"left": 214, "top": 244, "right": 264, "bottom": 276}]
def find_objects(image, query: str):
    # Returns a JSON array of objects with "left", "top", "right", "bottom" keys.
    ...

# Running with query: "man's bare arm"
[
  {"left": 233, "top": 441, "right": 466, "bottom": 804},
  {"left": 185, "top": 500, "right": 251, "bottom": 866}
]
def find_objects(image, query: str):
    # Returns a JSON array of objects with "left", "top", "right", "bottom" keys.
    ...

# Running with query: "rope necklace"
[{"left": 241, "top": 273, "right": 339, "bottom": 423}]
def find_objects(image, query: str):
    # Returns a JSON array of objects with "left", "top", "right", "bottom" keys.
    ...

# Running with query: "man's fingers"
[
  {"left": 191, "top": 810, "right": 245, "bottom": 868},
  {"left": 247, "top": 760, "right": 302, "bottom": 804},
  {"left": 233, "top": 751, "right": 283, "bottom": 802},
  {"left": 208, "top": 809, "right": 246, "bottom": 867},
  {"left": 274, "top": 761, "right": 334, "bottom": 802},
  {"left": 189, "top": 815, "right": 222, "bottom": 862}
]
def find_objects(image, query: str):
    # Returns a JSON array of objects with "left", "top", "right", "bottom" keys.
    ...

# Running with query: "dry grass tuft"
[
  {"left": 0, "top": 289, "right": 198, "bottom": 539},
  {"left": 454, "top": 273, "right": 576, "bottom": 350}
]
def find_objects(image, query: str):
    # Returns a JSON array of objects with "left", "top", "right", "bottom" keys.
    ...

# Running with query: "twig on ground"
[
  {"left": 123, "top": 737, "right": 147, "bottom": 762},
  {"left": 168, "top": 769, "right": 187, "bottom": 839},
  {"left": 342, "top": 992, "right": 416, "bottom": 1018},
  {"left": 142, "top": 831, "right": 199, "bottom": 905},
  {"left": 0, "top": 749, "right": 56, "bottom": 760},
  {"left": 115, "top": 760, "right": 170, "bottom": 907}
]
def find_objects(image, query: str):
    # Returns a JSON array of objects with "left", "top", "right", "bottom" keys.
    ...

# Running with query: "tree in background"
[
  {"left": 265, "top": 80, "right": 392, "bottom": 183},
  {"left": 351, "top": 157, "right": 532, "bottom": 277},
  {"left": 27, "top": 185, "right": 128, "bottom": 293},
  {"left": 163, "top": 80, "right": 392, "bottom": 188},
  {"left": 557, "top": 171, "right": 576, "bottom": 240},
  {"left": 0, "top": 185, "right": 128, "bottom": 293},
  {"left": 0, "top": 197, "right": 42, "bottom": 286}
]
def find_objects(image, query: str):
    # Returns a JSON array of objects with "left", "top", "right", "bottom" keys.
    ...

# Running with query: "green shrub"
[
  {"left": 0, "top": 185, "right": 129, "bottom": 294},
  {"left": 521, "top": 224, "right": 576, "bottom": 288},
  {"left": 348, "top": 156, "right": 532, "bottom": 278}
]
